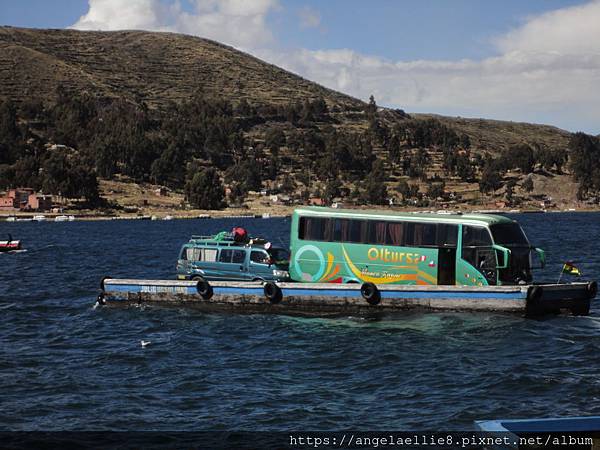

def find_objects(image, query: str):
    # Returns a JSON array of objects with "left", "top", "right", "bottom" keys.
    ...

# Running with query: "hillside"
[
  {"left": 1, "top": 26, "right": 598, "bottom": 215},
  {"left": 413, "top": 114, "right": 571, "bottom": 154},
  {"left": 0, "top": 26, "right": 362, "bottom": 111}
]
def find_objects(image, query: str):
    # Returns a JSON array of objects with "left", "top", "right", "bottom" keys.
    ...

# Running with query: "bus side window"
[
  {"left": 462, "top": 225, "right": 494, "bottom": 272},
  {"left": 301, "top": 217, "right": 332, "bottom": 241},
  {"left": 403, "top": 222, "right": 415, "bottom": 246},
  {"left": 299, "top": 217, "right": 325, "bottom": 241},
  {"left": 332, "top": 219, "right": 350, "bottom": 242},
  {"left": 437, "top": 224, "right": 458, "bottom": 247},
  {"left": 386, "top": 222, "right": 404, "bottom": 246},
  {"left": 367, "top": 221, "right": 386, "bottom": 245},
  {"left": 299, "top": 217, "right": 306, "bottom": 239},
  {"left": 421, "top": 223, "right": 437, "bottom": 246},
  {"left": 347, "top": 219, "right": 366, "bottom": 243}
]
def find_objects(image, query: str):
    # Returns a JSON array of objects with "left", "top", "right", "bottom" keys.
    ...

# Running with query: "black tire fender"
[
  {"left": 527, "top": 285, "right": 543, "bottom": 305},
  {"left": 587, "top": 281, "right": 598, "bottom": 299},
  {"left": 100, "top": 276, "right": 112, "bottom": 291},
  {"left": 97, "top": 292, "right": 106, "bottom": 306},
  {"left": 196, "top": 278, "right": 213, "bottom": 300},
  {"left": 361, "top": 282, "right": 381, "bottom": 305},
  {"left": 264, "top": 282, "right": 282, "bottom": 304}
]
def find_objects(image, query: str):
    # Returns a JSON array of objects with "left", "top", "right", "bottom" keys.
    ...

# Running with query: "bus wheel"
[
  {"left": 264, "top": 282, "right": 282, "bottom": 304},
  {"left": 196, "top": 278, "right": 213, "bottom": 300},
  {"left": 361, "top": 282, "right": 381, "bottom": 305}
]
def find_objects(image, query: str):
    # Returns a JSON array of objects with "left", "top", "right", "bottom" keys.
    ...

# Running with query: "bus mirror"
[
  {"left": 534, "top": 247, "right": 546, "bottom": 269},
  {"left": 492, "top": 245, "right": 510, "bottom": 269}
]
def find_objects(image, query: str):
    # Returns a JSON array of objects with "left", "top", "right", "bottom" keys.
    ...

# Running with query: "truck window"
[
  {"left": 232, "top": 249, "right": 246, "bottom": 263},
  {"left": 186, "top": 247, "right": 217, "bottom": 262},
  {"left": 203, "top": 249, "right": 218, "bottom": 262},
  {"left": 219, "top": 249, "right": 233, "bottom": 262},
  {"left": 251, "top": 250, "right": 269, "bottom": 264},
  {"left": 186, "top": 248, "right": 201, "bottom": 261},
  {"left": 219, "top": 249, "right": 245, "bottom": 263}
]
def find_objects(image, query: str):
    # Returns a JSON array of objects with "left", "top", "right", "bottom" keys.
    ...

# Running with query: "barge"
[
  {"left": 96, "top": 208, "right": 597, "bottom": 317},
  {"left": 98, "top": 278, "right": 596, "bottom": 316}
]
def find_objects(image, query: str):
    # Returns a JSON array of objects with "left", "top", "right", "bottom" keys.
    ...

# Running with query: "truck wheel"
[
  {"left": 196, "top": 278, "right": 213, "bottom": 300},
  {"left": 361, "top": 282, "right": 381, "bottom": 305},
  {"left": 264, "top": 282, "right": 282, "bottom": 304}
]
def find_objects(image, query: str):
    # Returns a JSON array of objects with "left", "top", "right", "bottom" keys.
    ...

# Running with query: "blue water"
[{"left": 1, "top": 213, "right": 600, "bottom": 431}]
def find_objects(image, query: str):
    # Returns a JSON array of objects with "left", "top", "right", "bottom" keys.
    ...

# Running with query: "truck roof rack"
[{"left": 188, "top": 235, "right": 271, "bottom": 248}]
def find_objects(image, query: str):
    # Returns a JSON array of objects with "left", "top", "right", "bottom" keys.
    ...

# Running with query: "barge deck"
[{"left": 98, "top": 278, "right": 596, "bottom": 316}]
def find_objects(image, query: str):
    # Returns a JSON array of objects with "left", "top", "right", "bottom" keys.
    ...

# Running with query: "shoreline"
[{"left": 1, "top": 205, "right": 598, "bottom": 221}]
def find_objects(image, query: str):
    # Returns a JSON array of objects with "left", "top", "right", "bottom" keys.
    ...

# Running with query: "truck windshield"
[
  {"left": 269, "top": 248, "right": 290, "bottom": 263},
  {"left": 490, "top": 223, "right": 529, "bottom": 247}
]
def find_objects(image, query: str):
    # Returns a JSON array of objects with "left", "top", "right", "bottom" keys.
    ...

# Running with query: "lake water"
[{"left": 1, "top": 213, "right": 600, "bottom": 431}]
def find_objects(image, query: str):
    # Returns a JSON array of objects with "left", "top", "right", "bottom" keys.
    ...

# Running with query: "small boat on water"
[
  {"left": 0, "top": 234, "right": 21, "bottom": 252},
  {"left": 5, "top": 216, "right": 16, "bottom": 222},
  {"left": 163, "top": 215, "right": 174, "bottom": 220},
  {"left": 32, "top": 215, "right": 46, "bottom": 222},
  {"left": 475, "top": 416, "right": 600, "bottom": 448},
  {"left": 55, "top": 215, "right": 76, "bottom": 221}
]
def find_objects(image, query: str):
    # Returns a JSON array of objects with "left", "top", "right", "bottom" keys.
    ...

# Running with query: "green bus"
[{"left": 289, "top": 207, "right": 545, "bottom": 286}]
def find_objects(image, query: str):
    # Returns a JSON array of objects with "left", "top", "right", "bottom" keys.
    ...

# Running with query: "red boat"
[{"left": 0, "top": 234, "right": 21, "bottom": 252}]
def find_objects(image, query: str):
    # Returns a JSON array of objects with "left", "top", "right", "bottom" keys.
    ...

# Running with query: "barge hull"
[{"left": 99, "top": 279, "right": 595, "bottom": 316}]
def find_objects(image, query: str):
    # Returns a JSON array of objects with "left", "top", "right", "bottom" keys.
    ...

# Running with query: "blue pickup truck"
[{"left": 176, "top": 234, "right": 290, "bottom": 282}]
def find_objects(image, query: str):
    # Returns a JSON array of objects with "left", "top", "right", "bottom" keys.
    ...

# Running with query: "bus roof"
[{"left": 293, "top": 206, "right": 514, "bottom": 227}]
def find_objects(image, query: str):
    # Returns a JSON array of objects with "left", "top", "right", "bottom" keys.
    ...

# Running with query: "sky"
[{"left": 2, "top": 0, "right": 599, "bottom": 133}]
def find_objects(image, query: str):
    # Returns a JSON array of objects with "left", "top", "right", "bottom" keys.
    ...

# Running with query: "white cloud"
[
  {"left": 298, "top": 6, "right": 321, "bottom": 29},
  {"left": 258, "top": 1, "right": 600, "bottom": 132},
  {"left": 496, "top": 0, "right": 600, "bottom": 55},
  {"left": 70, "top": 0, "right": 600, "bottom": 132},
  {"left": 71, "top": 0, "right": 278, "bottom": 49}
]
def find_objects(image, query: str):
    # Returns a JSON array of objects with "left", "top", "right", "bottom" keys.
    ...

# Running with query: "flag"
[{"left": 563, "top": 262, "right": 581, "bottom": 276}]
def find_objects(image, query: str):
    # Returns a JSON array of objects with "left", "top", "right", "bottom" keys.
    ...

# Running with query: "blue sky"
[{"left": 2, "top": 0, "right": 599, "bottom": 133}]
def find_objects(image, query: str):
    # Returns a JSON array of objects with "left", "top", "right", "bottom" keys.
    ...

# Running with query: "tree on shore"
[
  {"left": 479, "top": 164, "right": 502, "bottom": 194},
  {"left": 185, "top": 167, "right": 225, "bottom": 210},
  {"left": 363, "top": 159, "right": 388, "bottom": 205}
]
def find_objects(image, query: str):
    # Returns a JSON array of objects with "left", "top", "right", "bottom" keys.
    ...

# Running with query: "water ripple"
[{"left": 1, "top": 214, "right": 599, "bottom": 430}]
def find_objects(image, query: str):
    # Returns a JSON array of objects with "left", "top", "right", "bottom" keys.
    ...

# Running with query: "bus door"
[
  {"left": 438, "top": 248, "right": 456, "bottom": 285},
  {"left": 460, "top": 225, "right": 497, "bottom": 285},
  {"left": 436, "top": 224, "right": 458, "bottom": 285}
]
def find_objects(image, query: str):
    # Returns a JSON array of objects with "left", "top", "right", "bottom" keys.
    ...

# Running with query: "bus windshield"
[{"left": 490, "top": 223, "right": 529, "bottom": 247}]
